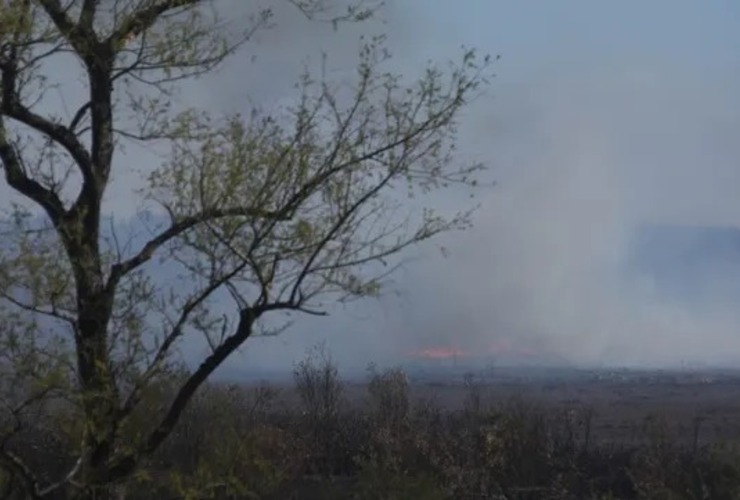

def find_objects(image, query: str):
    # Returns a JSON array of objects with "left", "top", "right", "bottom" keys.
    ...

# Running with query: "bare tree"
[{"left": 0, "top": 0, "right": 491, "bottom": 498}]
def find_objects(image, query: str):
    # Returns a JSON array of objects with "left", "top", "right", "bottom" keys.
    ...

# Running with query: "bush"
[{"left": 7, "top": 351, "right": 740, "bottom": 499}]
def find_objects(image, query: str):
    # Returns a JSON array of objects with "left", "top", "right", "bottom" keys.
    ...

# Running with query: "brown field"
[{"left": 255, "top": 366, "right": 740, "bottom": 448}]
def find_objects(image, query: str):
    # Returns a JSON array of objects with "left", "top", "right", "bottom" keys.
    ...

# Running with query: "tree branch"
[
  {"left": 38, "top": 462, "right": 81, "bottom": 496},
  {"left": 0, "top": 449, "right": 41, "bottom": 500},
  {"left": 146, "top": 307, "right": 255, "bottom": 449},
  {"left": 288, "top": 152, "right": 403, "bottom": 304},
  {"left": 68, "top": 101, "right": 90, "bottom": 132},
  {"left": 0, "top": 447, "right": 84, "bottom": 499},
  {"left": 0, "top": 35, "right": 94, "bottom": 184},
  {"left": 108, "top": 206, "right": 288, "bottom": 286},
  {"left": 34, "top": 0, "right": 76, "bottom": 34},
  {"left": 109, "top": 307, "right": 259, "bottom": 482},
  {"left": 2, "top": 103, "right": 93, "bottom": 179},
  {"left": 0, "top": 383, "right": 86, "bottom": 496},
  {"left": 260, "top": 301, "right": 328, "bottom": 316},
  {"left": 118, "top": 260, "right": 248, "bottom": 420},
  {"left": 35, "top": 0, "right": 92, "bottom": 51},
  {"left": 0, "top": 290, "right": 76, "bottom": 326},
  {"left": 108, "top": 0, "right": 204, "bottom": 49},
  {"left": 0, "top": 119, "right": 65, "bottom": 222},
  {"left": 78, "top": 0, "right": 98, "bottom": 31}
]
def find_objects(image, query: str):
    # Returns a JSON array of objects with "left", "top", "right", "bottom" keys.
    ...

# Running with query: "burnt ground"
[
  {"left": 406, "top": 373, "right": 740, "bottom": 448},
  {"left": 247, "top": 366, "right": 740, "bottom": 449}
]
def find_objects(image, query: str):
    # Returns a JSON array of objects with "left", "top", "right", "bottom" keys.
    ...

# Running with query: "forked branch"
[{"left": 108, "top": 206, "right": 289, "bottom": 286}]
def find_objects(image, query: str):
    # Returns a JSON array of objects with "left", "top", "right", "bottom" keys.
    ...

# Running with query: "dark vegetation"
[
  {"left": 4, "top": 2, "right": 736, "bottom": 499},
  {"left": 4, "top": 350, "right": 740, "bottom": 499},
  {"left": 0, "top": 1, "right": 489, "bottom": 495}
]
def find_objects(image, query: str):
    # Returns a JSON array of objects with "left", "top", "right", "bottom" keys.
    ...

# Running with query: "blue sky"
[{"left": 3, "top": 1, "right": 740, "bottom": 373}]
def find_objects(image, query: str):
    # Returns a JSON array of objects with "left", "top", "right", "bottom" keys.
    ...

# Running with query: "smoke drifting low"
[
  {"left": 207, "top": 2, "right": 740, "bottom": 373},
  {"left": 387, "top": 69, "right": 740, "bottom": 369},
  {"left": 4, "top": 1, "right": 740, "bottom": 374}
]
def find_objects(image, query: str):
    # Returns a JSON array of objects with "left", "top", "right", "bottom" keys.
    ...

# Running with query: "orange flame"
[
  {"left": 410, "top": 346, "right": 469, "bottom": 359},
  {"left": 408, "top": 338, "right": 540, "bottom": 361}
]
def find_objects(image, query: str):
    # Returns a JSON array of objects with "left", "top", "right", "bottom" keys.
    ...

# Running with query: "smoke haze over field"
[
  {"left": 226, "top": 0, "right": 740, "bottom": 372},
  {"left": 4, "top": 1, "right": 740, "bottom": 374}
]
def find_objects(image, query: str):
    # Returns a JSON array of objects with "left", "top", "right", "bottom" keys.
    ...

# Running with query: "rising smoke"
[
  {"left": 224, "top": 1, "right": 740, "bottom": 371},
  {"left": 3, "top": 1, "right": 740, "bottom": 374}
]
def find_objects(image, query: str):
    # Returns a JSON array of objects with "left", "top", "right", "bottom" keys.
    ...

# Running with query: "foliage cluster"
[{"left": 0, "top": 1, "right": 490, "bottom": 496}]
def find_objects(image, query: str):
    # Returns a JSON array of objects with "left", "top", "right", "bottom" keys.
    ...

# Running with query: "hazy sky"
[
  {"left": 4, "top": 1, "right": 740, "bottom": 374},
  {"left": 212, "top": 0, "right": 740, "bottom": 372},
  {"left": 226, "top": 0, "right": 740, "bottom": 372}
]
